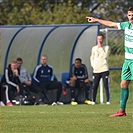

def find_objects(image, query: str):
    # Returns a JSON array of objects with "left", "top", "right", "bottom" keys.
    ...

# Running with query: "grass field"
[{"left": 0, "top": 101, "right": 132, "bottom": 133}]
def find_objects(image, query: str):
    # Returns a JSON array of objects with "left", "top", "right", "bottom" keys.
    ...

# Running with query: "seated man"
[
  {"left": 67, "top": 58, "right": 92, "bottom": 105},
  {"left": 31, "top": 55, "right": 63, "bottom": 106},
  {"left": 16, "top": 57, "right": 33, "bottom": 104},
  {"left": 0, "top": 60, "right": 23, "bottom": 106}
]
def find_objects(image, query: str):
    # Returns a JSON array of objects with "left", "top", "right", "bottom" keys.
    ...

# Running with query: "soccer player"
[{"left": 86, "top": 7, "right": 133, "bottom": 117}]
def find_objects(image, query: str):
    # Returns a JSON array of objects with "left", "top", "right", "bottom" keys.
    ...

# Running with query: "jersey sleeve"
[{"left": 117, "top": 22, "right": 129, "bottom": 30}]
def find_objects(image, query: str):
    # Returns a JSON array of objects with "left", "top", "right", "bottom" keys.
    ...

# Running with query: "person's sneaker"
[
  {"left": 84, "top": 100, "right": 92, "bottom": 105},
  {"left": 71, "top": 101, "right": 78, "bottom": 105},
  {"left": 106, "top": 102, "right": 110, "bottom": 105},
  {"left": 52, "top": 102, "right": 57, "bottom": 106},
  {"left": 92, "top": 102, "right": 95, "bottom": 105},
  {"left": 0, "top": 101, "right": 5, "bottom": 106},
  {"left": 109, "top": 110, "right": 126, "bottom": 117},
  {"left": 16, "top": 101, "right": 20, "bottom": 105},
  {"left": 57, "top": 101, "right": 64, "bottom": 105},
  {"left": 6, "top": 102, "right": 13, "bottom": 106}
]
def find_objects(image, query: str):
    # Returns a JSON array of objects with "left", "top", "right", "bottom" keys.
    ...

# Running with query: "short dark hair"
[
  {"left": 98, "top": 33, "right": 104, "bottom": 38},
  {"left": 128, "top": 7, "right": 133, "bottom": 12},
  {"left": 16, "top": 57, "right": 23, "bottom": 62},
  {"left": 75, "top": 58, "right": 82, "bottom": 63}
]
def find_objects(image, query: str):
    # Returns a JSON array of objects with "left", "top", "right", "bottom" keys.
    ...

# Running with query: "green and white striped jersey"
[{"left": 117, "top": 22, "right": 133, "bottom": 60}]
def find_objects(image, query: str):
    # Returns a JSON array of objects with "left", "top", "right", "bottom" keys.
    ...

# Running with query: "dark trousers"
[
  {"left": 21, "top": 84, "right": 33, "bottom": 102},
  {"left": 40, "top": 81, "right": 62, "bottom": 102},
  {"left": 30, "top": 83, "right": 45, "bottom": 103},
  {"left": 31, "top": 81, "right": 62, "bottom": 103},
  {"left": 70, "top": 81, "right": 91, "bottom": 102},
  {"left": 1, "top": 83, "right": 23, "bottom": 104},
  {"left": 92, "top": 71, "right": 110, "bottom": 103}
]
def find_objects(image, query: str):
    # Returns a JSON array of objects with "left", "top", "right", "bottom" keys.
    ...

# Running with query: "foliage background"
[{"left": 0, "top": 0, "right": 133, "bottom": 25}]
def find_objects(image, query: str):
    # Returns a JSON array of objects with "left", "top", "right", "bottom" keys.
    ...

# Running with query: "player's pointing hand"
[{"left": 86, "top": 16, "right": 97, "bottom": 22}]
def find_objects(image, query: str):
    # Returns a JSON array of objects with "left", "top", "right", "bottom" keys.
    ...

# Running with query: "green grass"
[{"left": 0, "top": 101, "right": 132, "bottom": 133}]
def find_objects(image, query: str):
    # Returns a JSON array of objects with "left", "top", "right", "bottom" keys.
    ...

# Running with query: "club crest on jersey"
[
  {"left": 41, "top": 70, "right": 43, "bottom": 73},
  {"left": 129, "top": 29, "right": 133, "bottom": 35}
]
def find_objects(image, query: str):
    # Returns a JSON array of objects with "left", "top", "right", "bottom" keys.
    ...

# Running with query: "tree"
[{"left": 0, "top": 0, "right": 133, "bottom": 25}]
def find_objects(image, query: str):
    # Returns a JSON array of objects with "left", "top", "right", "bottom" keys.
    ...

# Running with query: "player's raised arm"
[{"left": 86, "top": 16, "right": 118, "bottom": 28}]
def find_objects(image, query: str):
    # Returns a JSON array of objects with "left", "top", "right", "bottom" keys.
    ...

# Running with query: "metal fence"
[{"left": 100, "top": 28, "right": 124, "bottom": 55}]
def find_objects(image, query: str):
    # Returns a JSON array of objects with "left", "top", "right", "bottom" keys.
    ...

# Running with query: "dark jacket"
[
  {"left": 1, "top": 64, "right": 21, "bottom": 87},
  {"left": 68, "top": 64, "right": 89, "bottom": 82},
  {"left": 32, "top": 64, "right": 55, "bottom": 83}
]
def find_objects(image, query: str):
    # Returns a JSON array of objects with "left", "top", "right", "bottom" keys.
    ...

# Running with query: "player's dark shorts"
[{"left": 122, "top": 59, "right": 133, "bottom": 80}]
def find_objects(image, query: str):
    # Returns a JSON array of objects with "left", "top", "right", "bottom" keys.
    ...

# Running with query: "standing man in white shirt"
[{"left": 90, "top": 33, "right": 110, "bottom": 105}]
